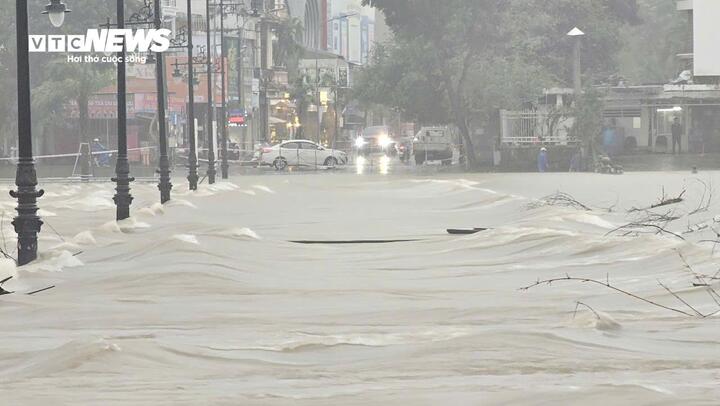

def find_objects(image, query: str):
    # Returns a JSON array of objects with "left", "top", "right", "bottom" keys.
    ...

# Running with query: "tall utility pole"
[
  {"left": 219, "top": 0, "right": 229, "bottom": 179},
  {"left": 113, "top": 0, "right": 134, "bottom": 221},
  {"left": 567, "top": 27, "right": 585, "bottom": 99},
  {"left": 155, "top": 0, "right": 172, "bottom": 203},
  {"left": 236, "top": 12, "right": 256, "bottom": 152},
  {"left": 259, "top": 12, "right": 269, "bottom": 142},
  {"left": 186, "top": 0, "right": 199, "bottom": 190},
  {"left": 206, "top": 0, "right": 217, "bottom": 184},
  {"left": 236, "top": 20, "right": 246, "bottom": 151},
  {"left": 315, "top": 58, "right": 321, "bottom": 144}
]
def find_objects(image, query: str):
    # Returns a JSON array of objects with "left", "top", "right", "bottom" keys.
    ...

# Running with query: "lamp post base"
[
  {"left": 188, "top": 164, "right": 199, "bottom": 191},
  {"left": 10, "top": 159, "right": 44, "bottom": 266},
  {"left": 207, "top": 165, "right": 216, "bottom": 184},
  {"left": 158, "top": 157, "right": 173, "bottom": 204},
  {"left": 112, "top": 157, "right": 134, "bottom": 221}
]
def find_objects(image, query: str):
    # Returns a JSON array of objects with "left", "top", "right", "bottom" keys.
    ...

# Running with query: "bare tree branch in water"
[
  {"left": 689, "top": 179, "right": 713, "bottom": 215},
  {"left": 676, "top": 251, "right": 720, "bottom": 307},
  {"left": 520, "top": 273, "right": 719, "bottom": 318},
  {"left": 629, "top": 187, "right": 686, "bottom": 212},
  {"left": 657, "top": 280, "right": 704, "bottom": 317},
  {"left": 573, "top": 301, "right": 601, "bottom": 320},
  {"left": 527, "top": 192, "right": 591, "bottom": 211},
  {"left": 599, "top": 196, "right": 620, "bottom": 213},
  {"left": 697, "top": 227, "right": 720, "bottom": 253},
  {"left": 606, "top": 210, "right": 684, "bottom": 240}
]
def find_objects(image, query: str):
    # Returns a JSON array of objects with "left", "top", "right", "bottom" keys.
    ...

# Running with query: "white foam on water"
[
  {"left": 228, "top": 228, "right": 261, "bottom": 240},
  {"left": 50, "top": 191, "right": 115, "bottom": 211},
  {"left": 136, "top": 202, "right": 165, "bottom": 217},
  {"left": 410, "top": 178, "right": 480, "bottom": 190},
  {"left": 72, "top": 231, "right": 97, "bottom": 246},
  {"left": 0, "top": 338, "right": 121, "bottom": 382},
  {"left": 149, "top": 203, "right": 165, "bottom": 215},
  {"left": 172, "top": 234, "right": 200, "bottom": 245},
  {"left": 190, "top": 188, "right": 217, "bottom": 197},
  {"left": 0, "top": 258, "right": 17, "bottom": 281},
  {"left": 25, "top": 250, "right": 83, "bottom": 273},
  {"left": 99, "top": 221, "right": 122, "bottom": 234},
  {"left": 243, "top": 328, "right": 472, "bottom": 352},
  {"left": 117, "top": 218, "right": 151, "bottom": 233},
  {"left": 252, "top": 185, "right": 275, "bottom": 194},
  {"left": 570, "top": 309, "right": 623, "bottom": 331},
  {"left": 208, "top": 182, "right": 239, "bottom": 192},
  {"left": 136, "top": 207, "right": 157, "bottom": 217},
  {"left": 165, "top": 199, "right": 198, "bottom": 209}
]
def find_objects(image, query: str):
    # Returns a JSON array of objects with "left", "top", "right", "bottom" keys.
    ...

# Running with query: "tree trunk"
[
  {"left": 457, "top": 118, "right": 476, "bottom": 169},
  {"left": 446, "top": 85, "right": 476, "bottom": 169}
]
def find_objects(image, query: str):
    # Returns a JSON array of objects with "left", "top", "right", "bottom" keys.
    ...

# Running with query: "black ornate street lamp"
[
  {"left": 153, "top": 0, "right": 172, "bottom": 203},
  {"left": 172, "top": 59, "right": 203, "bottom": 85},
  {"left": 185, "top": 0, "right": 199, "bottom": 190},
  {"left": 172, "top": 50, "right": 221, "bottom": 78},
  {"left": 164, "top": 3, "right": 200, "bottom": 191},
  {"left": 205, "top": 0, "right": 217, "bottom": 184},
  {"left": 111, "top": 0, "right": 134, "bottom": 221},
  {"left": 103, "top": 0, "right": 170, "bottom": 205},
  {"left": 211, "top": 0, "right": 245, "bottom": 179},
  {"left": 12, "top": 1, "right": 64, "bottom": 265}
]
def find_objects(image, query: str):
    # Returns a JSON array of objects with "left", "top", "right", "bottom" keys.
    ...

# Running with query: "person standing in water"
[
  {"left": 538, "top": 147, "right": 549, "bottom": 172},
  {"left": 671, "top": 117, "right": 683, "bottom": 154}
]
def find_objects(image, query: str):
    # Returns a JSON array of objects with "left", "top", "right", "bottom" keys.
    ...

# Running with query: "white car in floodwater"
[{"left": 257, "top": 140, "right": 349, "bottom": 170}]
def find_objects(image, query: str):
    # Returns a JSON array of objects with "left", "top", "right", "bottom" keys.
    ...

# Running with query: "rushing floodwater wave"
[{"left": 1, "top": 172, "right": 719, "bottom": 405}]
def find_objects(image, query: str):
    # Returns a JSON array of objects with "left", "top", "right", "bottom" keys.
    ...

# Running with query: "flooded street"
[{"left": 1, "top": 171, "right": 718, "bottom": 405}]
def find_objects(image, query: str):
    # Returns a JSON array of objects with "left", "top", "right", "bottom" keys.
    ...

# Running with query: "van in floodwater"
[{"left": 413, "top": 127, "right": 455, "bottom": 165}]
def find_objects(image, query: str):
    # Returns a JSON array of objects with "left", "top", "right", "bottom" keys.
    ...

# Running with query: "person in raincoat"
[{"left": 537, "top": 147, "right": 549, "bottom": 172}]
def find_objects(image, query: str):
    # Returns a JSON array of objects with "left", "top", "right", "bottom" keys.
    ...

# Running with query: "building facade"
[
  {"left": 325, "top": 0, "right": 375, "bottom": 65},
  {"left": 287, "top": 0, "right": 324, "bottom": 50},
  {"left": 677, "top": 0, "right": 720, "bottom": 80}
]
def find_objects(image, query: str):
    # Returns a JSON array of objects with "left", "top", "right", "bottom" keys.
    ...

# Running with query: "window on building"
[{"left": 192, "top": 14, "right": 206, "bottom": 32}]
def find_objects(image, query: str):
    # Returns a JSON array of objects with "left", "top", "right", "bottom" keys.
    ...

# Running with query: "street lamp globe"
[{"left": 43, "top": 0, "right": 71, "bottom": 28}]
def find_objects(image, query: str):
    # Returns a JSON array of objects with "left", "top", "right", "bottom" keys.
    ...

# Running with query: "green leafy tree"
[
  {"left": 360, "top": 0, "right": 638, "bottom": 167},
  {"left": 33, "top": 62, "right": 112, "bottom": 174},
  {"left": 353, "top": 43, "right": 451, "bottom": 126},
  {"left": 290, "top": 73, "right": 313, "bottom": 139},
  {"left": 571, "top": 89, "right": 605, "bottom": 169},
  {"left": 0, "top": 0, "right": 137, "bottom": 154},
  {"left": 273, "top": 17, "right": 304, "bottom": 74},
  {"left": 618, "top": 0, "right": 688, "bottom": 84}
]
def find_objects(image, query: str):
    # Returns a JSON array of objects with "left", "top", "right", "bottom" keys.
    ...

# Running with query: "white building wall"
[
  {"left": 326, "top": 0, "right": 374, "bottom": 65},
  {"left": 693, "top": 0, "right": 720, "bottom": 76}
]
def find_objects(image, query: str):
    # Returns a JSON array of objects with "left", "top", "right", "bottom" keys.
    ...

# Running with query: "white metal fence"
[{"left": 500, "top": 109, "right": 578, "bottom": 146}]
